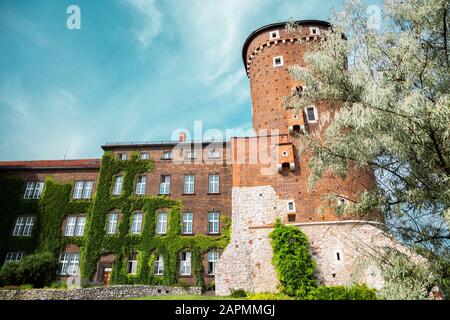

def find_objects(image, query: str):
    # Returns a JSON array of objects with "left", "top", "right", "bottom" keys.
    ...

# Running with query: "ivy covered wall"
[{"left": 0, "top": 152, "right": 230, "bottom": 288}]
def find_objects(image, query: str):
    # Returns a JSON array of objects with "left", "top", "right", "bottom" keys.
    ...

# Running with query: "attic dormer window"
[{"left": 269, "top": 30, "right": 280, "bottom": 40}]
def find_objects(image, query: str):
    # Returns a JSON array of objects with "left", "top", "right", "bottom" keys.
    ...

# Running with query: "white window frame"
[
  {"left": 75, "top": 216, "right": 86, "bottom": 237},
  {"left": 118, "top": 153, "right": 127, "bottom": 160},
  {"left": 83, "top": 181, "right": 93, "bottom": 199},
  {"left": 59, "top": 253, "right": 80, "bottom": 275},
  {"left": 73, "top": 181, "right": 94, "bottom": 199},
  {"left": 182, "top": 212, "right": 193, "bottom": 234},
  {"left": 269, "top": 30, "right": 280, "bottom": 40},
  {"left": 304, "top": 105, "right": 318, "bottom": 123},
  {"left": 128, "top": 254, "right": 138, "bottom": 274},
  {"left": 4, "top": 252, "right": 24, "bottom": 265},
  {"left": 208, "top": 175, "right": 220, "bottom": 194},
  {"left": 154, "top": 255, "right": 164, "bottom": 275},
  {"left": 273, "top": 56, "right": 284, "bottom": 67},
  {"left": 136, "top": 175, "right": 147, "bottom": 195},
  {"left": 184, "top": 175, "right": 195, "bottom": 194},
  {"left": 310, "top": 27, "right": 320, "bottom": 36},
  {"left": 159, "top": 175, "right": 171, "bottom": 195},
  {"left": 208, "top": 212, "right": 220, "bottom": 234},
  {"left": 13, "top": 217, "right": 25, "bottom": 236},
  {"left": 65, "top": 216, "right": 77, "bottom": 236},
  {"left": 130, "top": 212, "right": 143, "bottom": 235},
  {"left": 13, "top": 216, "right": 35, "bottom": 236},
  {"left": 106, "top": 212, "right": 119, "bottom": 235},
  {"left": 186, "top": 150, "right": 197, "bottom": 160},
  {"left": 156, "top": 212, "right": 168, "bottom": 235},
  {"left": 140, "top": 152, "right": 149, "bottom": 160},
  {"left": 207, "top": 251, "right": 219, "bottom": 275},
  {"left": 112, "top": 175, "right": 123, "bottom": 196},
  {"left": 180, "top": 252, "right": 192, "bottom": 276},
  {"left": 162, "top": 151, "right": 173, "bottom": 160},
  {"left": 24, "top": 182, "right": 44, "bottom": 199},
  {"left": 287, "top": 201, "right": 296, "bottom": 212}
]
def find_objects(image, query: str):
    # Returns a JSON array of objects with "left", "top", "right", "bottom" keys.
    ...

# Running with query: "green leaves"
[{"left": 269, "top": 220, "right": 316, "bottom": 297}]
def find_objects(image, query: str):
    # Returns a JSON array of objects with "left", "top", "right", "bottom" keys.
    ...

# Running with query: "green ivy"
[
  {"left": 0, "top": 151, "right": 230, "bottom": 289},
  {"left": 269, "top": 219, "right": 377, "bottom": 300},
  {"left": 269, "top": 219, "right": 317, "bottom": 297}
]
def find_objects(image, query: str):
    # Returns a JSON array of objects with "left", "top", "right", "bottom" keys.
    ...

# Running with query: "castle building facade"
[{"left": 0, "top": 20, "right": 416, "bottom": 292}]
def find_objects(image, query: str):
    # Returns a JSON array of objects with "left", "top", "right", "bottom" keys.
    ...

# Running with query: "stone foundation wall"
[
  {"left": 0, "top": 285, "right": 202, "bottom": 300},
  {"left": 215, "top": 186, "right": 422, "bottom": 296}
]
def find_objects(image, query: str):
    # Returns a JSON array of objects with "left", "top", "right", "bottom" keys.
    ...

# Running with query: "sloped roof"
[{"left": 0, "top": 159, "right": 101, "bottom": 170}]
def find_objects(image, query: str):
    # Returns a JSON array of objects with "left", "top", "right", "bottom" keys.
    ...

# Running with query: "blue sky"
[{"left": 0, "top": 0, "right": 381, "bottom": 161}]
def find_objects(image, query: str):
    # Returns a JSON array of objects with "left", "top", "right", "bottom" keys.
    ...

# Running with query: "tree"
[{"left": 285, "top": 0, "right": 449, "bottom": 296}]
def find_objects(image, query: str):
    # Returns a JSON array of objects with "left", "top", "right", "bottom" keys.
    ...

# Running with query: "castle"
[{"left": 0, "top": 20, "right": 416, "bottom": 294}]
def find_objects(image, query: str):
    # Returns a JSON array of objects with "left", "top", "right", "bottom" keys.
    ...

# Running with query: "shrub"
[
  {"left": 247, "top": 293, "right": 293, "bottom": 300},
  {"left": 230, "top": 289, "right": 248, "bottom": 298},
  {"left": 307, "top": 285, "right": 377, "bottom": 300},
  {"left": 0, "top": 252, "right": 59, "bottom": 288},
  {"left": 269, "top": 220, "right": 316, "bottom": 297},
  {"left": 19, "top": 284, "right": 34, "bottom": 290}
]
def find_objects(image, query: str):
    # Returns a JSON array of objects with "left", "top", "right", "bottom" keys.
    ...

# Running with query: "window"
[
  {"left": 13, "top": 216, "right": 35, "bottom": 236},
  {"left": 112, "top": 175, "right": 123, "bottom": 195},
  {"left": 154, "top": 255, "right": 164, "bottom": 275},
  {"left": 127, "top": 253, "right": 138, "bottom": 274},
  {"left": 162, "top": 151, "right": 172, "bottom": 160},
  {"left": 75, "top": 216, "right": 86, "bottom": 236},
  {"left": 208, "top": 175, "right": 220, "bottom": 194},
  {"left": 73, "top": 181, "right": 94, "bottom": 199},
  {"left": 310, "top": 27, "right": 320, "bottom": 35},
  {"left": 135, "top": 175, "right": 147, "bottom": 195},
  {"left": 156, "top": 212, "right": 168, "bottom": 235},
  {"left": 207, "top": 251, "right": 219, "bottom": 275},
  {"left": 305, "top": 105, "right": 318, "bottom": 123},
  {"left": 269, "top": 30, "right": 280, "bottom": 40},
  {"left": 208, "top": 212, "right": 219, "bottom": 234},
  {"left": 186, "top": 150, "right": 196, "bottom": 160},
  {"left": 4, "top": 252, "right": 24, "bottom": 265},
  {"left": 65, "top": 216, "right": 76, "bottom": 236},
  {"left": 59, "top": 253, "right": 80, "bottom": 275},
  {"left": 334, "top": 250, "right": 344, "bottom": 264},
  {"left": 140, "top": 152, "right": 149, "bottom": 160},
  {"left": 118, "top": 153, "right": 127, "bottom": 160},
  {"left": 106, "top": 212, "right": 119, "bottom": 235},
  {"left": 184, "top": 175, "right": 195, "bottom": 194},
  {"left": 287, "top": 201, "right": 295, "bottom": 212},
  {"left": 159, "top": 175, "right": 171, "bottom": 195},
  {"left": 24, "top": 182, "right": 44, "bottom": 199},
  {"left": 209, "top": 148, "right": 220, "bottom": 159},
  {"left": 273, "top": 56, "right": 284, "bottom": 67},
  {"left": 180, "top": 252, "right": 191, "bottom": 276},
  {"left": 282, "top": 151, "right": 289, "bottom": 157},
  {"left": 182, "top": 213, "right": 193, "bottom": 234},
  {"left": 338, "top": 198, "right": 347, "bottom": 208},
  {"left": 293, "top": 86, "right": 303, "bottom": 97},
  {"left": 130, "top": 212, "right": 143, "bottom": 234}
]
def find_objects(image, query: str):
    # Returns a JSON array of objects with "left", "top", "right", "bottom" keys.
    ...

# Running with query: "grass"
[{"left": 130, "top": 295, "right": 246, "bottom": 300}]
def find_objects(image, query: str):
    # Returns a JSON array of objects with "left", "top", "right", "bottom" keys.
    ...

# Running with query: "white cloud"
[
  {"left": 122, "top": 0, "right": 163, "bottom": 48},
  {"left": 212, "top": 69, "right": 246, "bottom": 97}
]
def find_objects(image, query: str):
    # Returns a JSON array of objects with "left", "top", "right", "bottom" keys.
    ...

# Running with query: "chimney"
[{"left": 179, "top": 132, "right": 186, "bottom": 143}]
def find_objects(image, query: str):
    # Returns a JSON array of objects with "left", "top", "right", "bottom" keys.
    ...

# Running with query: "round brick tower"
[{"left": 242, "top": 20, "right": 331, "bottom": 134}]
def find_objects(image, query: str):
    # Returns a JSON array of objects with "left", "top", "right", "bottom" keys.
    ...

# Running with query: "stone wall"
[
  {"left": 0, "top": 285, "right": 202, "bottom": 300},
  {"left": 215, "top": 185, "right": 422, "bottom": 296}
]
